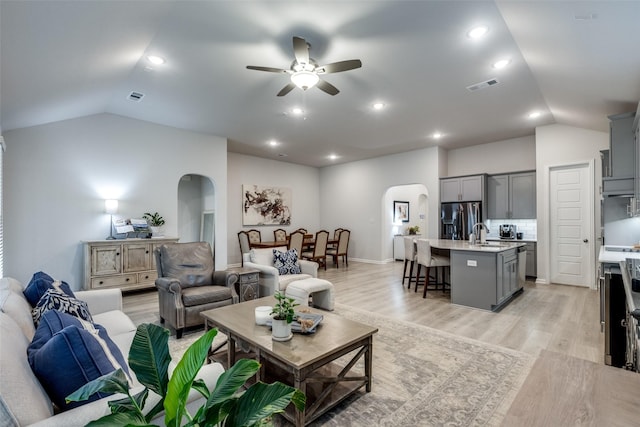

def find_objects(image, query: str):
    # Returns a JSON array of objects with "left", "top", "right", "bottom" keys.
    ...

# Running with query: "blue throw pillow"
[
  {"left": 28, "top": 324, "right": 130, "bottom": 411},
  {"left": 23, "top": 271, "right": 75, "bottom": 307},
  {"left": 273, "top": 249, "right": 302, "bottom": 275},
  {"left": 28, "top": 309, "right": 94, "bottom": 362},
  {"left": 31, "top": 288, "right": 92, "bottom": 327}
]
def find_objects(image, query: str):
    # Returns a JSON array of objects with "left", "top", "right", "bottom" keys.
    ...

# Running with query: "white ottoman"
[{"left": 285, "top": 278, "right": 335, "bottom": 311}]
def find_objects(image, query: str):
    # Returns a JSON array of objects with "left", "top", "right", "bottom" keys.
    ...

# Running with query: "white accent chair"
[{"left": 242, "top": 246, "right": 319, "bottom": 297}]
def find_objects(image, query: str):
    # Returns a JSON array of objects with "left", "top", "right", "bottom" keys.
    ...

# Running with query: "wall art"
[
  {"left": 394, "top": 200, "right": 410, "bottom": 223},
  {"left": 243, "top": 184, "right": 292, "bottom": 226}
]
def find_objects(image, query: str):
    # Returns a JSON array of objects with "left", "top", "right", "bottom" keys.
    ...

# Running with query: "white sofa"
[
  {"left": 0, "top": 277, "right": 224, "bottom": 427},
  {"left": 243, "top": 246, "right": 319, "bottom": 297}
]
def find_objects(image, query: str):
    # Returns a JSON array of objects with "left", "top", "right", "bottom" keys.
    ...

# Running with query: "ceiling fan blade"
[
  {"left": 277, "top": 83, "right": 296, "bottom": 97},
  {"left": 316, "top": 79, "right": 339, "bottom": 96},
  {"left": 316, "top": 59, "right": 362, "bottom": 74},
  {"left": 246, "top": 65, "right": 288, "bottom": 74},
  {"left": 292, "top": 36, "right": 310, "bottom": 65}
]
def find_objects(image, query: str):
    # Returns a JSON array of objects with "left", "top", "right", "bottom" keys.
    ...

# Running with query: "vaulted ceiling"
[{"left": 1, "top": 1, "right": 639, "bottom": 167}]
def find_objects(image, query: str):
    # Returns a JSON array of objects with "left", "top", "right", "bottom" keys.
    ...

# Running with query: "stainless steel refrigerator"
[{"left": 440, "top": 202, "right": 482, "bottom": 240}]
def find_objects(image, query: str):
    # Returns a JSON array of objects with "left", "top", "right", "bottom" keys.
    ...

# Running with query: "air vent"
[
  {"left": 128, "top": 91, "right": 145, "bottom": 102},
  {"left": 466, "top": 78, "right": 500, "bottom": 92}
]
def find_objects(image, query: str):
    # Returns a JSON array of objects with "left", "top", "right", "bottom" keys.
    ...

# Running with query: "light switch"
[{"left": 467, "top": 260, "right": 477, "bottom": 267}]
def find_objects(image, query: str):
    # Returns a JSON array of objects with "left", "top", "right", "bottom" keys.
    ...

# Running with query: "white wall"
[
  {"left": 383, "top": 184, "right": 429, "bottom": 261},
  {"left": 535, "top": 124, "right": 608, "bottom": 285},
  {"left": 320, "top": 147, "right": 443, "bottom": 263},
  {"left": 447, "top": 135, "right": 536, "bottom": 176},
  {"left": 227, "top": 153, "right": 320, "bottom": 265},
  {"left": 4, "top": 113, "right": 228, "bottom": 288}
]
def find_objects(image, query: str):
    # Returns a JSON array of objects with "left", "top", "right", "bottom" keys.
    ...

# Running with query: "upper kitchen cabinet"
[
  {"left": 487, "top": 172, "right": 536, "bottom": 219},
  {"left": 602, "top": 112, "right": 635, "bottom": 197},
  {"left": 440, "top": 175, "right": 485, "bottom": 202}
]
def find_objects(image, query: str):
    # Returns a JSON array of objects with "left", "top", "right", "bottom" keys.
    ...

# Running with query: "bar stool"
[
  {"left": 415, "top": 238, "right": 450, "bottom": 298},
  {"left": 402, "top": 236, "right": 417, "bottom": 288}
]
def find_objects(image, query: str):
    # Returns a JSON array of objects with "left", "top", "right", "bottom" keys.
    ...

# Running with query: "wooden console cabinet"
[{"left": 84, "top": 238, "right": 178, "bottom": 291}]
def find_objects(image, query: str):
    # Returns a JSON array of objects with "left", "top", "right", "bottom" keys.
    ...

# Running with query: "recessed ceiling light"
[
  {"left": 492, "top": 59, "right": 510, "bottom": 69},
  {"left": 467, "top": 26, "right": 489, "bottom": 39},
  {"left": 432, "top": 132, "right": 443, "bottom": 139},
  {"left": 292, "top": 107, "right": 304, "bottom": 115},
  {"left": 372, "top": 102, "right": 385, "bottom": 110},
  {"left": 528, "top": 111, "right": 541, "bottom": 119},
  {"left": 328, "top": 154, "right": 338, "bottom": 160},
  {"left": 146, "top": 55, "right": 165, "bottom": 65},
  {"left": 268, "top": 140, "right": 279, "bottom": 147}
]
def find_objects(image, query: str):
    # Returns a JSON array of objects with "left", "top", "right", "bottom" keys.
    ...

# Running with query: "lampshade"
[
  {"left": 105, "top": 199, "right": 118, "bottom": 214},
  {"left": 290, "top": 71, "right": 319, "bottom": 90}
]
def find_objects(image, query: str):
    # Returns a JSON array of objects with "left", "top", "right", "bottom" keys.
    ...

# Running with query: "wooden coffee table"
[{"left": 201, "top": 296, "right": 378, "bottom": 426}]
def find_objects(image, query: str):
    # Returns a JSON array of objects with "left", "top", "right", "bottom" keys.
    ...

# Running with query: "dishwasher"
[{"left": 517, "top": 245, "right": 527, "bottom": 288}]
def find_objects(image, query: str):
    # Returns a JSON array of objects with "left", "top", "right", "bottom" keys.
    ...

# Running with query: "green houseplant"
[
  {"left": 66, "top": 323, "right": 305, "bottom": 426},
  {"left": 270, "top": 292, "right": 298, "bottom": 342},
  {"left": 407, "top": 225, "right": 420, "bottom": 235},
  {"left": 143, "top": 212, "right": 165, "bottom": 237}
]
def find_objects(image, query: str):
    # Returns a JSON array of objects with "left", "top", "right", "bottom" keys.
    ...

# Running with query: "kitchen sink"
[{"left": 472, "top": 241, "right": 509, "bottom": 247}]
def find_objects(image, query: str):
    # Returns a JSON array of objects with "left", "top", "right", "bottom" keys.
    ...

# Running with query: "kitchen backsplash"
[{"left": 485, "top": 219, "right": 537, "bottom": 240}]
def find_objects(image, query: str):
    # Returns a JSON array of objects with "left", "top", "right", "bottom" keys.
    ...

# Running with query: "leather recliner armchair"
[{"left": 154, "top": 242, "right": 238, "bottom": 338}]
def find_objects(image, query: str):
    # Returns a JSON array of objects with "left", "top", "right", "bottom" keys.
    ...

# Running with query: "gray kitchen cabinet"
[
  {"left": 440, "top": 175, "right": 484, "bottom": 202},
  {"left": 450, "top": 247, "right": 522, "bottom": 311},
  {"left": 603, "top": 112, "right": 635, "bottom": 197},
  {"left": 486, "top": 171, "right": 536, "bottom": 219}
]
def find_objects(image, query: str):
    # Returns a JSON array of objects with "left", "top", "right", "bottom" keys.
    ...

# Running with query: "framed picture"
[
  {"left": 394, "top": 201, "right": 409, "bottom": 223},
  {"left": 243, "top": 184, "right": 292, "bottom": 226}
]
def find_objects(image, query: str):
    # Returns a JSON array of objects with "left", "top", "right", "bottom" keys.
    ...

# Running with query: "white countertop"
[
  {"left": 428, "top": 239, "right": 525, "bottom": 253},
  {"left": 486, "top": 237, "right": 537, "bottom": 243},
  {"left": 598, "top": 246, "right": 640, "bottom": 263}
]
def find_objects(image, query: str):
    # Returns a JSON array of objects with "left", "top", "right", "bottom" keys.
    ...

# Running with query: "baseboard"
[{"left": 350, "top": 257, "right": 390, "bottom": 265}]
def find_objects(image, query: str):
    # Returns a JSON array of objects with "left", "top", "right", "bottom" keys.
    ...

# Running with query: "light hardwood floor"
[{"left": 123, "top": 260, "right": 640, "bottom": 425}]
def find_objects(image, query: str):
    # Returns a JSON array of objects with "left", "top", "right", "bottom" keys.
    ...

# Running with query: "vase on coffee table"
[{"left": 271, "top": 319, "right": 293, "bottom": 342}]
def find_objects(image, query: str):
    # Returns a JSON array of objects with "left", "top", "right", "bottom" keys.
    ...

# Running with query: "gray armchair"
[{"left": 155, "top": 242, "right": 238, "bottom": 338}]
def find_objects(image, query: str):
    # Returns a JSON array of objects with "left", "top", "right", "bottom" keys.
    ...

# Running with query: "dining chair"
[
  {"left": 288, "top": 230, "right": 305, "bottom": 258},
  {"left": 237, "top": 231, "right": 251, "bottom": 266},
  {"left": 329, "top": 228, "right": 343, "bottom": 249},
  {"left": 302, "top": 230, "right": 329, "bottom": 270},
  {"left": 415, "top": 238, "right": 450, "bottom": 298},
  {"left": 402, "top": 236, "right": 417, "bottom": 288},
  {"left": 273, "top": 228, "right": 287, "bottom": 242},
  {"left": 327, "top": 229, "right": 350, "bottom": 268},
  {"left": 247, "top": 229, "right": 261, "bottom": 245}
]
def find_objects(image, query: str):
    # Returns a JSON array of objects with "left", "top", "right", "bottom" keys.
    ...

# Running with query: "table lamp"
[{"left": 105, "top": 199, "right": 118, "bottom": 240}]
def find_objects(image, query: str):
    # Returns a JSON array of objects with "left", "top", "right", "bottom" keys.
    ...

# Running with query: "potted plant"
[
  {"left": 143, "top": 212, "right": 165, "bottom": 236},
  {"left": 270, "top": 292, "right": 298, "bottom": 342},
  {"left": 66, "top": 323, "right": 305, "bottom": 426},
  {"left": 407, "top": 225, "right": 420, "bottom": 235}
]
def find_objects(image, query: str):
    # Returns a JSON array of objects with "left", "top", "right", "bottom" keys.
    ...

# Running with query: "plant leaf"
[
  {"left": 164, "top": 328, "right": 217, "bottom": 427},
  {"left": 107, "top": 387, "right": 148, "bottom": 414},
  {"left": 66, "top": 369, "right": 130, "bottom": 403},
  {"left": 129, "top": 324, "right": 171, "bottom": 397},
  {"left": 85, "top": 411, "right": 152, "bottom": 427},
  {"left": 225, "top": 382, "right": 306, "bottom": 426}
]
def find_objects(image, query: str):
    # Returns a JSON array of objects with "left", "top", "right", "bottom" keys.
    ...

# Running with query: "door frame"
[{"left": 546, "top": 160, "right": 596, "bottom": 289}]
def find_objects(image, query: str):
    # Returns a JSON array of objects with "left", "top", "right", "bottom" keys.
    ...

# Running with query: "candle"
[{"left": 255, "top": 306, "right": 273, "bottom": 325}]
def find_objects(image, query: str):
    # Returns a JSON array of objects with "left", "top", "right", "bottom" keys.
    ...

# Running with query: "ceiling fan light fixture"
[{"left": 291, "top": 71, "right": 319, "bottom": 90}]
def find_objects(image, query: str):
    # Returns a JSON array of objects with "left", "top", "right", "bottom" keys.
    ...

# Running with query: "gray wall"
[
  {"left": 227, "top": 152, "right": 321, "bottom": 265},
  {"left": 4, "top": 113, "right": 228, "bottom": 288}
]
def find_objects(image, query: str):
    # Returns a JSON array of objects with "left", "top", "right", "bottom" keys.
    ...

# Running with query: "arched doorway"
[
  {"left": 382, "top": 184, "right": 429, "bottom": 261},
  {"left": 177, "top": 174, "right": 216, "bottom": 259}
]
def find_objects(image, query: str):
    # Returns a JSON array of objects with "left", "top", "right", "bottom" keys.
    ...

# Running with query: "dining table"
[{"left": 250, "top": 237, "right": 337, "bottom": 249}]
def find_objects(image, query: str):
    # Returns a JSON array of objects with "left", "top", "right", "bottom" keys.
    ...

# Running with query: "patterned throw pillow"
[
  {"left": 29, "top": 323, "right": 130, "bottom": 411},
  {"left": 23, "top": 271, "right": 75, "bottom": 307},
  {"left": 31, "top": 288, "right": 93, "bottom": 327},
  {"left": 273, "top": 249, "right": 302, "bottom": 275}
]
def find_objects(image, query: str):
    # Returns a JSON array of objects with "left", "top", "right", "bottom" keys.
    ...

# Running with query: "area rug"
[{"left": 167, "top": 303, "right": 534, "bottom": 427}]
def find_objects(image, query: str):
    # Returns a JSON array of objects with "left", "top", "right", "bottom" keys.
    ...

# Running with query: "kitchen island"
[{"left": 428, "top": 239, "right": 526, "bottom": 311}]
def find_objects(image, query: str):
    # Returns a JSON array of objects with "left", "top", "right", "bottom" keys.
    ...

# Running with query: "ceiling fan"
[{"left": 246, "top": 36, "right": 362, "bottom": 97}]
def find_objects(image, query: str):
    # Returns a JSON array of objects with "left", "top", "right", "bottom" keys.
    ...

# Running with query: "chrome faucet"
[{"left": 472, "top": 222, "right": 487, "bottom": 244}]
